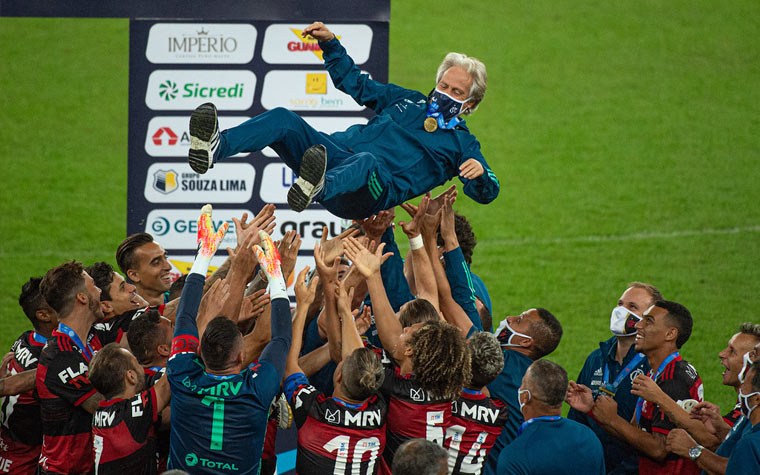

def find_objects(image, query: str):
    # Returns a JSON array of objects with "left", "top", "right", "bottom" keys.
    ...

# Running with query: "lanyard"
[
  {"left": 334, "top": 397, "right": 363, "bottom": 409},
  {"left": 635, "top": 351, "right": 679, "bottom": 424},
  {"left": 147, "top": 366, "right": 164, "bottom": 374},
  {"left": 518, "top": 416, "right": 561, "bottom": 436},
  {"left": 32, "top": 331, "right": 48, "bottom": 345},
  {"left": 461, "top": 388, "right": 482, "bottom": 396},
  {"left": 601, "top": 352, "right": 646, "bottom": 394},
  {"left": 57, "top": 323, "right": 94, "bottom": 361}
]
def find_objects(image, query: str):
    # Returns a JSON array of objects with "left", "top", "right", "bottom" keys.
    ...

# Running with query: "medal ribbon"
[
  {"left": 57, "top": 322, "right": 94, "bottom": 362},
  {"left": 425, "top": 100, "right": 464, "bottom": 130},
  {"left": 635, "top": 351, "right": 679, "bottom": 424},
  {"left": 32, "top": 331, "right": 48, "bottom": 345},
  {"left": 518, "top": 416, "right": 561, "bottom": 436},
  {"left": 600, "top": 352, "right": 646, "bottom": 396}
]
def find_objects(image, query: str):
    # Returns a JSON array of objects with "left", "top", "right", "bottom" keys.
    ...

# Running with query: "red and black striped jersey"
[
  {"left": 723, "top": 399, "right": 742, "bottom": 427},
  {"left": 36, "top": 329, "right": 102, "bottom": 474},
  {"left": 365, "top": 345, "right": 451, "bottom": 472},
  {"left": 445, "top": 390, "right": 509, "bottom": 475},
  {"left": 91, "top": 306, "right": 156, "bottom": 345},
  {"left": 92, "top": 387, "right": 160, "bottom": 475},
  {"left": 638, "top": 355, "right": 703, "bottom": 475},
  {"left": 285, "top": 373, "right": 387, "bottom": 475}
]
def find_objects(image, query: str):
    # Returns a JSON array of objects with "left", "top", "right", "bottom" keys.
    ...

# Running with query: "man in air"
[{"left": 188, "top": 21, "right": 499, "bottom": 219}]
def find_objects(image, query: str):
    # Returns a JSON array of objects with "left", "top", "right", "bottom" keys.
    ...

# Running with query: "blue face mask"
[{"left": 426, "top": 88, "right": 470, "bottom": 129}]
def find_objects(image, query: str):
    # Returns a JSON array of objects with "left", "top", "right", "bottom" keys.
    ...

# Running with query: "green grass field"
[{"left": 2, "top": 1, "right": 759, "bottom": 417}]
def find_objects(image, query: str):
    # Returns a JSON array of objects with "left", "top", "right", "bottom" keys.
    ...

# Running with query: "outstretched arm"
[
  {"left": 314, "top": 242, "right": 343, "bottom": 363},
  {"left": 336, "top": 281, "right": 363, "bottom": 360},
  {"left": 343, "top": 237, "right": 398, "bottom": 356},
  {"left": 458, "top": 144, "right": 500, "bottom": 205},
  {"left": 286, "top": 267, "right": 320, "bottom": 378},
  {"left": 399, "top": 194, "right": 439, "bottom": 312},
  {"left": 303, "top": 21, "right": 414, "bottom": 112}
]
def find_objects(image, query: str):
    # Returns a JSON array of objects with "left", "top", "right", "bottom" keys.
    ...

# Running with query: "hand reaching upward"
[
  {"left": 343, "top": 237, "right": 392, "bottom": 278},
  {"left": 197, "top": 204, "right": 229, "bottom": 258},
  {"left": 253, "top": 231, "right": 282, "bottom": 283}
]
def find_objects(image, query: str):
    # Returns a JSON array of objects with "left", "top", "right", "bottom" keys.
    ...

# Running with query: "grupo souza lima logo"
[
  {"left": 146, "top": 70, "right": 256, "bottom": 111},
  {"left": 261, "top": 24, "right": 373, "bottom": 65},
  {"left": 260, "top": 70, "right": 366, "bottom": 111},
  {"left": 146, "top": 23, "right": 256, "bottom": 64},
  {"left": 260, "top": 116, "right": 368, "bottom": 159},
  {"left": 145, "top": 208, "right": 253, "bottom": 250},
  {"left": 144, "top": 162, "right": 255, "bottom": 203},
  {"left": 145, "top": 116, "right": 251, "bottom": 157}
]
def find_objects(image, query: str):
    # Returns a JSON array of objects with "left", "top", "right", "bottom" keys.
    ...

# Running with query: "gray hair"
[
  {"left": 525, "top": 359, "right": 568, "bottom": 408},
  {"left": 436, "top": 52, "right": 487, "bottom": 113},
  {"left": 468, "top": 332, "right": 504, "bottom": 388}
]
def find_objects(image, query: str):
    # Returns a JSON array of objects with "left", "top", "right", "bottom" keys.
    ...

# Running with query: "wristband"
[{"left": 409, "top": 234, "right": 424, "bottom": 250}]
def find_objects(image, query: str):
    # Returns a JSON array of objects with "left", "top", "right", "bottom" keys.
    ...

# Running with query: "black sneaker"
[
  {"left": 188, "top": 102, "right": 219, "bottom": 174},
  {"left": 287, "top": 145, "right": 327, "bottom": 212}
]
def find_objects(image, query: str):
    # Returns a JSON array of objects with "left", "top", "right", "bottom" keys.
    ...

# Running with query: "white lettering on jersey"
[{"left": 57, "top": 362, "right": 89, "bottom": 383}]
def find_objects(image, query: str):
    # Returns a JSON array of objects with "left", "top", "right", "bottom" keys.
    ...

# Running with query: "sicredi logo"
[
  {"left": 146, "top": 23, "right": 256, "bottom": 64},
  {"left": 270, "top": 208, "right": 347, "bottom": 251},
  {"left": 145, "top": 208, "right": 253, "bottom": 250},
  {"left": 145, "top": 116, "right": 251, "bottom": 157},
  {"left": 144, "top": 162, "right": 255, "bottom": 203},
  {"left": 261, "top": 116, "right": 368, "bottom": 158},
  {"left": 146, "top": 70, "right": 256, "bottom": 111},
  {"left": 260, "top": 70, "right": 366, "bottom": 111},
  {"left": 261, "top": 24, "right": 373, "bottom": 65}
]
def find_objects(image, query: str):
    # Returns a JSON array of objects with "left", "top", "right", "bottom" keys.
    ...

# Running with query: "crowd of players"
[{"left": 1, "top": 194, "right": 759, "bottom": 475}]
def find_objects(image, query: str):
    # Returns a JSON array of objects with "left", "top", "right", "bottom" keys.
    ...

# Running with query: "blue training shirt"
[
  {"left": 483, "top": 349, "right": 533, "bottom": 475},
  {"left": 725, "top": 421, "right": 760, "bottom": 474},
  {"left": 497, "top": 417, "right": 605, "bottom": 474},
  {"left": 319, "top": 37, "right": 500, "bottom": 212},
  {"left": 167, "top": 273, "right": 288, "bottom": 474},
  {"left": 567, "top": 336, "right": 650, "bottom": 473}
]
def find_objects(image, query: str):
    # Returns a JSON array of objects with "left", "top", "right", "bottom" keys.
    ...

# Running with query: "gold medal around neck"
[{"left": 424, "top": 117, "right": 438, "bottom": 133}]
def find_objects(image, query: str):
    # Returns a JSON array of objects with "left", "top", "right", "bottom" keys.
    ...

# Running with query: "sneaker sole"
[
  {"left": 287, "top": 145, "right": 327, "bottom": 212},
  {"left": 188, "top": 103, "right": 218, "bottom": 174}
]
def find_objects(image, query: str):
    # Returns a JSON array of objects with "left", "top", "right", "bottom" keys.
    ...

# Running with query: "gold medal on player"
[{"left": 424, "top": 117, "right": 438, "bottom": 133}]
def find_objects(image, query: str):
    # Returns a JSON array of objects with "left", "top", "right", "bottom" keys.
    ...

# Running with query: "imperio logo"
[{"left": 146, "top": 23, "right": 257, "bottom": 64}]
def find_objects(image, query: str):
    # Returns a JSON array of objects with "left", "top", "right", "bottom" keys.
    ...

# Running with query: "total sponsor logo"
[
  {"left": 261, "top": 24, "right": 373, "bottom": 65},
  {"left": 184, "top": 452, "right": 239, "bottom": 471},
  {"left": 145, "top": 208, "right": 253, "bottom": 250},
  {"left": 146, "top": 70, "right": 256, "bottom": 111},
  {"left": 144, "top": 162, "right": 255, "bottom": 203},
  {"left": 146, "top": 23, "right": 256, "bottom": 64},
  {"left": 145, "top": 116, "right": 250, "bottom": 157},
  {"left": 260, "top": 70, "right": 366, "bottom": 111},
  {"left": 261, "top": 116, "right": 367, "bottom": 159}
]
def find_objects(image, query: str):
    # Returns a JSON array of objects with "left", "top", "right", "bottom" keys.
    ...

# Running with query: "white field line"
[{"left": 480, "top": 225, "right": 760, "bottom": 247}]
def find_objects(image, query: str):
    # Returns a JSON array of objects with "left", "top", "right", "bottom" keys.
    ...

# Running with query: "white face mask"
[
  {"left": 739, "top": 388, "right": 760, "bottom": 418},
  {"left": 496, "top": 319, "right": 533, "bottom": 347},
  {"left": 518, "top": 388, "right": 531, "bottom": 414},
  {"left": 738, "top": 352, "right": 753, "bottom": 384},
  {"left": 609, "top": 306, "right": 642, "bottom": 337}
]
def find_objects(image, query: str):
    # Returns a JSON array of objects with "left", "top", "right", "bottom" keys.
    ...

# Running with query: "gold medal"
[{"left": 424, "top": 117, "right": 438, "bottom": 133}]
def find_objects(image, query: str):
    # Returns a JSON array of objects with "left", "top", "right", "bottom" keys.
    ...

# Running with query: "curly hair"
[
  {"left": 437, "top": 211, "right": 477, "bottom": 265},
  {"left": 341, "top": 347, "right": 385, "bottom": 401},
  {"left": 408, "top": 320, "right": 471, "bottom": 401},
  {"left": 468, "top": 332, "right": 504, "bottom": 388}
]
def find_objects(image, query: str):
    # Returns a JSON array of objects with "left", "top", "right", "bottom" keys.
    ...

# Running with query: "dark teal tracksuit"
[{"left": 215, "top": 37, "right": 500, "bottom": 219}]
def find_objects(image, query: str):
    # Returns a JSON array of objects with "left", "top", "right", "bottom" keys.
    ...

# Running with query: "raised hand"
[
  {"left": 427, "top": 185, "right": 458, "bottom": 216},
  {"left": 320, "top": 225, "right": 360, "bottom": 264},
  {"left": 232, "top": 204, "right": 276, "bottom": 251},
  {"left": 357, "top": 208, "right": 395, "bottom": 241},
  {"left": 197, "top": 204, "right": 229, "bottom": 258},
  {"left": 197, "top": 279, "right": 231, "bottom": 329},
  {"left": 294, "top": 266, "right": 320, "bottom": 309},
  {"left": 440, "top": 193, "right": 458, "bottom": 247},
  {"left": 335, "top": 280, "right": 355, "bottom": 319},
  {"left": 343, "top": 236, "right": 392, "bottom": 278},
  {"left": 253, "top": 231, "right": 282, "bottom": 283},
  {"left": 302, "top": 21, "right": 335, "bottom": 42},
  {"left": 355, "top": 305, "right": 372, "bottom": 335},
  {"left": 238, "top": 289, "right": 269, "bottom": 323},
  {"left": 398, "top": 194, "right": 430, "bottom": 238},
  {"left": 277, "top": 231, "right": 302, "bottom": 282},
  {"left": 691, "top": 401, "right": 727, "bottom": 436}
]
